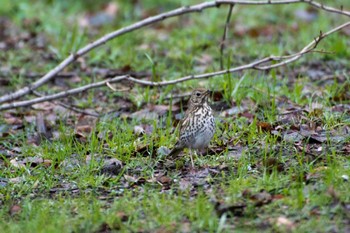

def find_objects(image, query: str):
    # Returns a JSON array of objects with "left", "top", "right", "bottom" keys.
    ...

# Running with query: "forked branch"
[
  {"left": 1, "top": 21, "right": 349, "bottom": 111},
  {"left": 0, "top": 0, "right": 349, "bottom": 105}
]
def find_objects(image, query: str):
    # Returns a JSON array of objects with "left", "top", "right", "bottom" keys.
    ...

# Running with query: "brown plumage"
[{"left": 168, "top": 89, "right": 215, "bottom": 166}]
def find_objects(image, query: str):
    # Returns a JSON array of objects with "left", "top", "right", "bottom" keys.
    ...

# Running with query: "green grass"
[{"left": 1, "top": 0, "right": 350, "bottom": 232}]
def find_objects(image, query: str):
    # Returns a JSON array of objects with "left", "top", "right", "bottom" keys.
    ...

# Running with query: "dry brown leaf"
[
  {"left": 75, "top": 125, "right": 93, "bottom": 134},
  {"left": 134, "top": 125, "right": 145, "bottom": 136},
  {"left": 23, "top": 156, "right": 52, "bottom": 167},
  {"left": 10, "top": 158, "right": 25, "bottom": 168},
  {"left": 250, "top": 190, "right": 272, "bottom": 207},
  {"left": 9, "top": 204, "right": 21, "bottom": 216},
  {"left": 215, "top": 202, "right": 246, "bottom": 217},
  {"left": 275, "top": 216, "right": 296, "bottom": 230},
  {"left": 157, "top": 176, "right": 172, "bottom": 185},
  {"left": 123, "top": 175, "right": 146, "bottom": 186},
  {"left": 116, "top": 211, "right": 128, "bottom": 222},
  {"left": 257, "top": 122, "right": 273, "bottom": 132},
  {"left": 4, "top": 116, "right": 22, "bottom": 125}
]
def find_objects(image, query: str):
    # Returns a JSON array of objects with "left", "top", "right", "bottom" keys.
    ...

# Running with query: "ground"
[{"left": 0, "top": 0, "right": 350, "bottom": 232}]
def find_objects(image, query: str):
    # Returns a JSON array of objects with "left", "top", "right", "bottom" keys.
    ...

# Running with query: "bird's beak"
[
  {"left": 205, "top": 90, "right": 211, "bottom": 96},
  {"left": 202, "top": 90, "right": 211, "bottom": 102}
]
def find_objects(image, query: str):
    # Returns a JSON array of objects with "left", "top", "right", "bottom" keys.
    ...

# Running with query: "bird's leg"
[
  {"left": 194, "top": 149, "right": 203, "bottom": 167},
  {"left": 189, "top": 149, "right": 195, "bottom": 168}
]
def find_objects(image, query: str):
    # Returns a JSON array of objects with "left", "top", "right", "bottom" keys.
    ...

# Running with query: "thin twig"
[
  {"left": 220, "top": 4, "right": 235, "bottom": 70},
  {"left": 256, "top": 22, "right": 350, "bottom": 70},
  {"left": 6, "top": 69, "right": 151, "bottom": 79},
  {"left": 1, "top": 20, "right": 349, "bottom": 111},
  {"left": 122, "top": 22, "right": 350, "bottom": 85},
  {"left": 0, "top": 0, "right": 349, "bottom": 104}
]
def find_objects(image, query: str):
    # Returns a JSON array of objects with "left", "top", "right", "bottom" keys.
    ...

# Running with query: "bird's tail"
[{"left": 168, "top": 144, "right": 184, "bottom": 157}]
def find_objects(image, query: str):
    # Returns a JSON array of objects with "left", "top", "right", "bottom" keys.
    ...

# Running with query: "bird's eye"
[{"left": 196, "top": 92, "right": 201, "bottom": 97}]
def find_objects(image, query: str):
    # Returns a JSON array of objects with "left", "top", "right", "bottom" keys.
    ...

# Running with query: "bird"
[{"left": 168, "top": 88, "right": 215, "bottom": 167}]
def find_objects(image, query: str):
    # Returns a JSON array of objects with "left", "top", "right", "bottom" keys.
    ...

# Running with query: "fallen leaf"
[
  {"left": 250, "top": 190, "right": 272, "bottom": 207},
  {"left": 215, "top": 202, "right": 246, "bottom": 217},
  {"left": 263, "top": 158, "right": 285, "bottom": 173},
  {"left": 275, "top": 216, "right": 295, "bottom": 230},
  {"left": 75, "top": 115, "right": 97, "bottom": 135},
  {"left": 272, "top": 194, "right": 285, "bottom": 200},
  {"left": 116, "top": 211, "right": 128, "bottom": 221},
  {"left": 75, "top": 125, "right": 93, "bottom": 134},
  {"left": 4, "top": 116, "right": 22, "bottom": 125},
  {"left": 123, "top": 175, "right": 146, "bottom": 186},
  {"left": 10, "top": 156, "right": 51, "bottom": 168},
  {"left": 257, "top": 122, "right": 273, "bottom": 132},
  {"left": 23, "top": 156, "right": 52, "bottom": 167},
  {"left": 157, "top": 176, "right": 172, "bottom": 184},
  {"left": 133, "top": 124, "right": 154, "bottom": 136},
  {"left": 134, "top": 125, "right": 145, "bottom": 135},
  {"left": 238, "top": 111, "right": 255, "bottom": 120},
  {"left": 9, "top": 204, "right": 21, "bottom": 216},
  {"left": 0, "top": 149, "right": 15, "bottom": 158},
  {"left": 10, "top": 158, "right": 25, "bottom": 168},
  {"left": 157, "top": 175, "right": 172, "bottom": 190}
]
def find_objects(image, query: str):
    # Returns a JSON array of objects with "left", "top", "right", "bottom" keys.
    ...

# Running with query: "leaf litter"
[
  {"left": 1, "top": 5, "right": 350, "bottom": 230},
  {"left": 2, "top": 77, "right": 349, "bottom": 198}
]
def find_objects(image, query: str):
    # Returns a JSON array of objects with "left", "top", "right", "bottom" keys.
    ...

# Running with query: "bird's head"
[{"left": 189, "top": 89, "right": 211, "bottom": 107}]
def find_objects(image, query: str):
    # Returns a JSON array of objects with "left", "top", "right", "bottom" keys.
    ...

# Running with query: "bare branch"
[
  {"left": 256, "top": 21, "right": 350, "bottom": 70},
  {"left": 8, "top": 69, "right": 151, "bottom": 79},
  {"left": 0, "top": 76, "right": 128, "bottom": 110},
  {"left": 220, "top": 4, "right": 235, "bottom": 69},
  {"left": 1, "top": 20, "right": 349, "bottom": 111},
  {"left": 0, "top": 0, "right": 349, "bottom": 105},
  {"left": 125, "top": 22, "right": 350, "bottom": 85}
]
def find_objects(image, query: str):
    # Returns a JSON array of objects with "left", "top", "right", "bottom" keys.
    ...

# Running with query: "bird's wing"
[{"left": 179, "top": 115, "right": 189, "bottom": 135}]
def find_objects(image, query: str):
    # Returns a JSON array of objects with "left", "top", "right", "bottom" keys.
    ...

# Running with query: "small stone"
[{"left": 100, "top": 158, "right": 123, "bottom": 176}]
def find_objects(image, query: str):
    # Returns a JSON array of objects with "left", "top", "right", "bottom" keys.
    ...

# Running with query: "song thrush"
[{"left": 168, "top": 89, "right": 215, "bottom": 167}]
